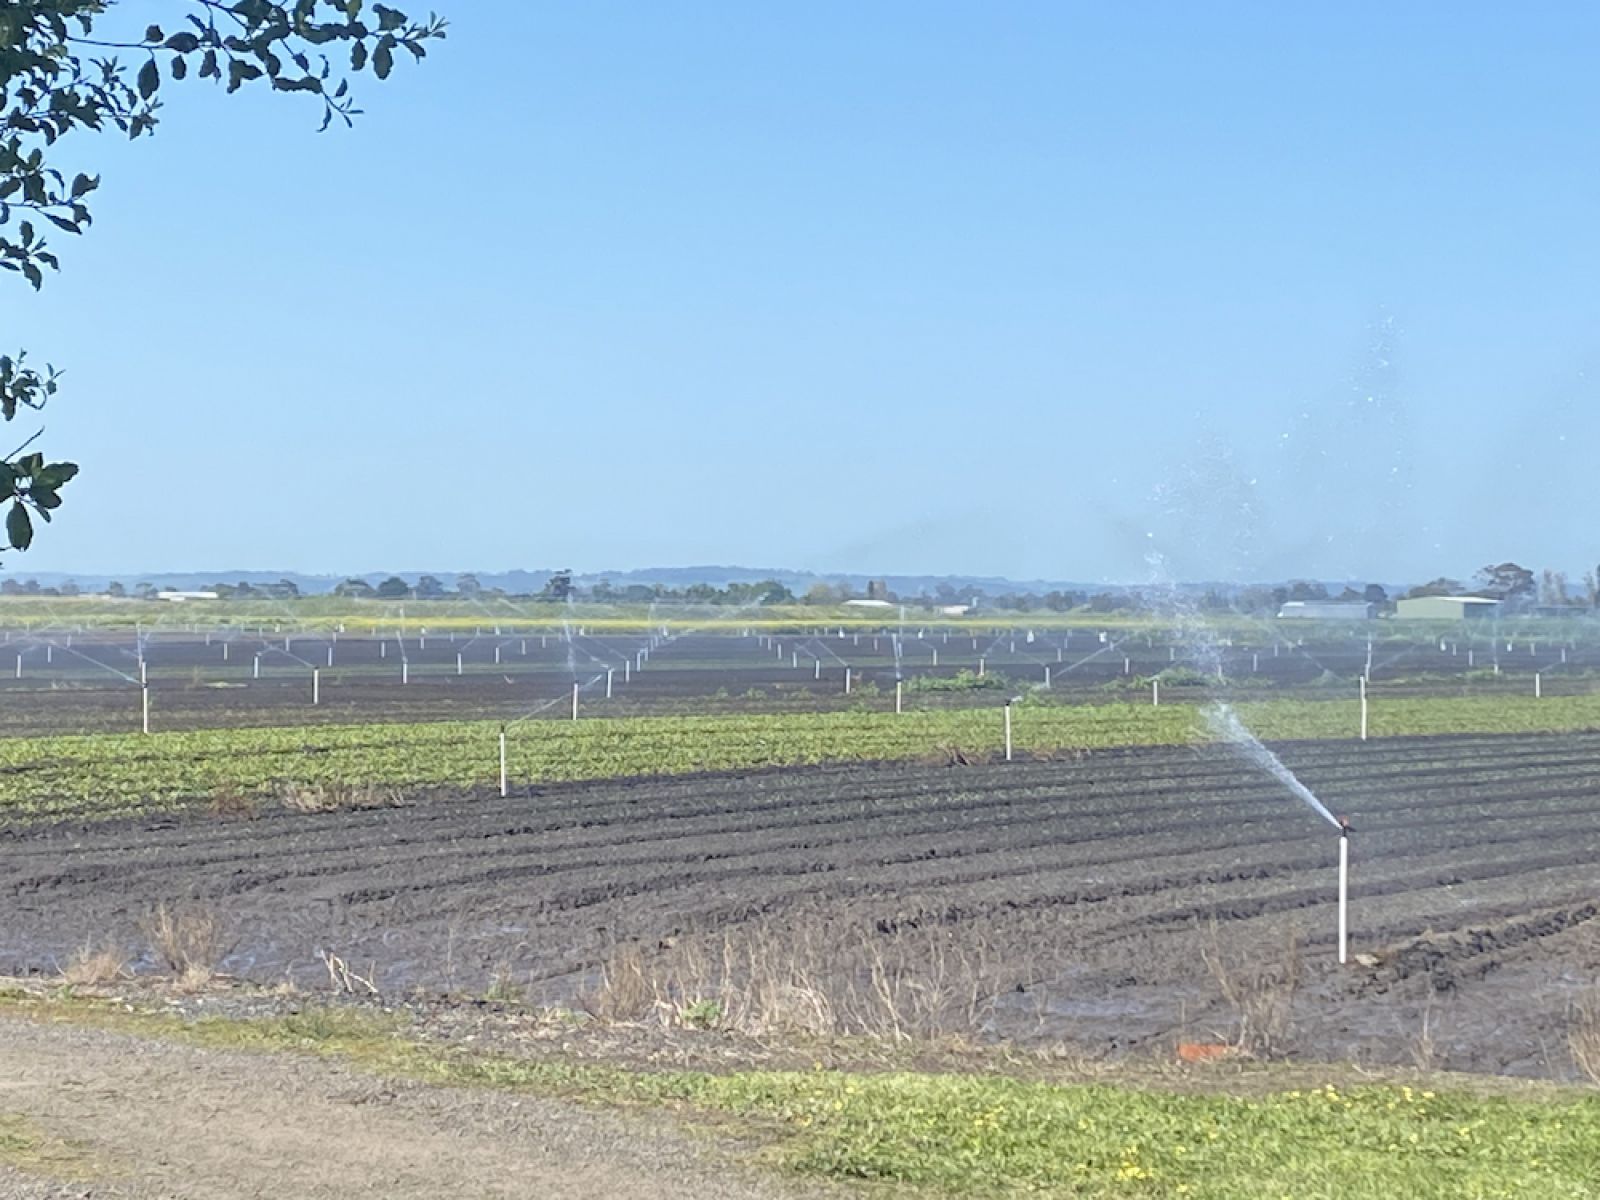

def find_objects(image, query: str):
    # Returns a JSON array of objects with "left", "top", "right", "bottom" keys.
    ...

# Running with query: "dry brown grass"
[
  {"left": 58, "top": 942, "right": 130, "bottom": 987},
  {"left": 1409, "top": 987, "right": 1440, "bottom": 1072},
  {"left": 1200, "top": 918, "right": 1302, "bottom": 1059},
  {"left": 927, "top": 743, "right": 973, "bottom": 767},
  {"left": 277, "top": 781, "right": 404, "bottom": 813},
  {"left": 583, "top": 920, "right": 1015, "bottom": 1042},
  {"left": 586, "top": 941, "right": 655, "bottom": 1023},
  {"left": 317, "top": 949, "right": 380, "bottom": 996},
  {"left": 1570, "top": 987, "right": 1600, "bottom": 1085},
  {"left": 483, "top": 964, "right": 528, "bottom": 1007},
  {"left": 140, "top": 902, "right": 231, "bottom": 987},
  {"left": 208, "top": 790, "right": 260, "bottom": 820}
]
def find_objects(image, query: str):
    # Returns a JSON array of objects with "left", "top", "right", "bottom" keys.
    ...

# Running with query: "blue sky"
[{"left": 8, "top": 2, "right": 1600, "bottom": 584}]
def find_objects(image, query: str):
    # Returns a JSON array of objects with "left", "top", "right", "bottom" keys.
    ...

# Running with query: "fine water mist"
[
  {"left": 1140, "top": 551, "right": 1341, "bottom": 832},
  {"left": 1203, "top": 702, "right": 1340, "bottom": 829}
]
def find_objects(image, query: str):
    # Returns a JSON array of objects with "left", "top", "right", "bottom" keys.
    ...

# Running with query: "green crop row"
[{"left": 4, "top": 692, "right": 1600, "bottom": 824}]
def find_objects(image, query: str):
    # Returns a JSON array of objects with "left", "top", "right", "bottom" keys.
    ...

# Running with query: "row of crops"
[{"left": 5, "top": 693, "right": 1600, "bottom": 823}]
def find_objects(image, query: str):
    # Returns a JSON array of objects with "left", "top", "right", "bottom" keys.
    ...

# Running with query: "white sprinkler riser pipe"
[{"left": 1338, "top": 834, "right": 1349, "bottom": 965}]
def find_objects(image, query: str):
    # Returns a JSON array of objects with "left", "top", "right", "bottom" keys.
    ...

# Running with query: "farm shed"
[
  {"left": 1394, "top": 595, "right": 1501, "bottom": 620},
  {"left": 1276, "top": 601, "right": 1373, "bottom": 620}
]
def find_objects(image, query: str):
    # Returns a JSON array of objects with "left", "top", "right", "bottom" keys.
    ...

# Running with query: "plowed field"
[{"left": 4, "top": 730, "right": 1597, "bottom": 1076}]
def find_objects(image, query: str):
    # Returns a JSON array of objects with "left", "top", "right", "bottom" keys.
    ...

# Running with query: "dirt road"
[{"left": 0, "top": 1014, "right": 827, "bottom": 1199}]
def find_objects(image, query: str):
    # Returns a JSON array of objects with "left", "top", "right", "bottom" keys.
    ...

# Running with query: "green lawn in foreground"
[
  {"left": 8, "top": 998, "right": 1596, "bottom": 1199},
  {"left": 677, "top": 1071, "right": 1600, "bottom": 1198},
  {"left": 3, "top": 692, "right": 1600, "bottom": 823}
]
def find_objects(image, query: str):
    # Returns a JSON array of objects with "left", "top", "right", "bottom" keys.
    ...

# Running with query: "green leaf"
[
  {"left": 372, "top": 39, "right": 393, "bottom": 79},
  {"left": 138, "top": 59, "right": 161, "bottom": 100},
  {"left": 7, "top": 502, "right": 32, "bottom": 551},
  {"left": 165, "top": 32, "right": 201, "bottom": 53},
  {"left": 34, "top": 463, "right": 78, "bottom": 489},
  {"left": 227, "top": 60, "right": 264, "bottom": 93}
]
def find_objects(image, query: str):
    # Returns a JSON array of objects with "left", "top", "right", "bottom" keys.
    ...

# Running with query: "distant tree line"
[
  {"left": 10, "top": 557, "right": 1600, "bottom": 612},
  {"left": 0, "top": 577, "right": 79, "bottom": 596}
]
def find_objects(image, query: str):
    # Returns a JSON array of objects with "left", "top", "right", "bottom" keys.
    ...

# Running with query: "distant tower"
[{"left": 867, "top": 579, "right": 889, "bottom": 602}]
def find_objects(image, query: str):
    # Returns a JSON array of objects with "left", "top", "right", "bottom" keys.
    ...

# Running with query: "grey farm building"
[{"left": 1276, "top": 601, "right": 1374, "bottom": 620}]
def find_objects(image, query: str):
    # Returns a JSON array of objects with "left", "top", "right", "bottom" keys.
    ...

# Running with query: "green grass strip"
[
  {"left": 8, "top": 998, "right": 1598, "bottom": 1199},
  {"left": 3, "top": 693, "right": 1600, "bottom": 823}
]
